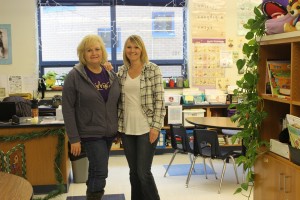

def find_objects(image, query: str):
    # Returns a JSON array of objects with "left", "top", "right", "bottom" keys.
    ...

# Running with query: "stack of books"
[{"left": 267, "top": 60, "right": 291, "bottom": 99}]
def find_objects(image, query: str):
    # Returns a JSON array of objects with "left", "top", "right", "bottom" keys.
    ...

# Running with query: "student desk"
[
  {"left": 0, "top": 117, "right": 71, "bottom": 194},
  {"left": 0, "top": 171, "right": 33, "bottom": 200}
]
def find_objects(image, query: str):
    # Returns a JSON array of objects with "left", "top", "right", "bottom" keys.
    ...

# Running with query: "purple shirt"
[{"left": 84, "top": 66, "right": 110, "bottom": 102}]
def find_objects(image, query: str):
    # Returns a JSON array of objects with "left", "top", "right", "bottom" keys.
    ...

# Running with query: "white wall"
[{"left": 0, "top": 0, "right": 38, "bottom": 96}]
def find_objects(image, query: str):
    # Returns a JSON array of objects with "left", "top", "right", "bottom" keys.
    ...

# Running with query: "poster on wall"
[
  {"left": 192, "top": 38, "right": 226, "bottom": 88},
  {"left": 0, "top": 24, "right": 12, "bottom": 65},
  {"left": 190, "top": 0, "right": 226, "bottom": 38}
]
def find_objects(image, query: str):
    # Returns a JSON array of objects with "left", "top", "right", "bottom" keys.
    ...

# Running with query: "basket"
[
  {"left": 205, "top": 94, "right": 227, "bottom": 104},
  {"left": 289, "top": 145, "right": 300, "bottom": 166},
  {"left": 182, "top": 109, "right": 206, "bottom": 126},
  {"left": 164, "top": 94, "right": 181, "bottom": 105}
]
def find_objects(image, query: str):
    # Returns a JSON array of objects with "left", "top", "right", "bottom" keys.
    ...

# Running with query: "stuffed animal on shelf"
[
  {"left": 284, "top": 0, "right": 300, "bottom": 32},
  {"left": 262, "top": 0, "right": 296, "bottom": 34},
  {"left": 262, "top": 0, "right": 288, "bottom": 19}
]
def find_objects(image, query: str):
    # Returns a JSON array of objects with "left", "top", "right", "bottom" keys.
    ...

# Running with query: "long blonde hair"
[
  {"left": 123, "top": 35, "right": 149, "bottom": 66},
  {"left": 77, "top": 34, "right": 108, "bottom": 66}
]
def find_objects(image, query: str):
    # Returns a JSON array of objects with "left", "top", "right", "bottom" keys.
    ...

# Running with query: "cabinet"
[
  {"left": 254, "top": 32, "right": 300, "bottom": 200},
  {"left": 254, "top": 153, "right": 300, "bottom": 200},
  {"left": 0, "top": 124, "right": 71, "bottom": 194}
]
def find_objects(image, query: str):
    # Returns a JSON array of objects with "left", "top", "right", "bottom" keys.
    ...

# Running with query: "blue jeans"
[
  {"left": 81, "top": 138, "right": 113, "bottom": 193},
  {"left": 121, "top": 133, "right": 160, "bottom": 200}
]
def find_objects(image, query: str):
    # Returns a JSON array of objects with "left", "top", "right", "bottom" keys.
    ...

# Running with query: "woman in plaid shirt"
[{"left": 117, "top": 35, "right": 166, "bottom": 200}]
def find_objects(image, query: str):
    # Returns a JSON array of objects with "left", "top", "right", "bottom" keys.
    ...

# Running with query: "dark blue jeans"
[
  {"left": 121, "top": 133, "right": 160, "bottom": 200},
  {"left": 81, "top": 137, "right": 113, "bottom": 194}
]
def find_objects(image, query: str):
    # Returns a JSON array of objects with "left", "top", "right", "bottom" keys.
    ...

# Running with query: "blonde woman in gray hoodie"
[{"left": 62, "top": 34, "right": 120, "bottom": 200}]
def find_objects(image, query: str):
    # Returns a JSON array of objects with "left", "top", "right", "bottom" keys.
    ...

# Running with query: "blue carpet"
[
  {"left": 164, "top": 163, "right": 214, "bottom": 176},
  {"left": 66, "top": 194, "right": 125, "bottom": 200}
]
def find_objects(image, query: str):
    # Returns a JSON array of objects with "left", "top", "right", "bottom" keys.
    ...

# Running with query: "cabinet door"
[
  {"left": 279, "top": 164, "right": 295, "bottom": 200},
  {"left": 293, "top": 168, "right": 300, "bottom": 199},
  {"left": 254, "top": 154, "right": 279, "bottom": 200},
  {"left": 254, "top": 154, "right": 297, "bottom": 200}
]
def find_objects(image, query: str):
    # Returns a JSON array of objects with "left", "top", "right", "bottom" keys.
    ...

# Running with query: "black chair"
[
  {"left": 163, "top": 124, "right": 194, "bottom": 177},
  {"left": 186, "top": 129, "right": 240, "bottom": 193}
]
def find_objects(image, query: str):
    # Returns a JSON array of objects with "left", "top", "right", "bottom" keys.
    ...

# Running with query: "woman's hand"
[
  {"left": 103, "top": 62, "right": 113, "bottom": 71},
  {"left": 149, "top": 128, "right": 159, "bottom": 144},
  {"left": 70, "top": 142, "right": 81, "bottom": 156}
]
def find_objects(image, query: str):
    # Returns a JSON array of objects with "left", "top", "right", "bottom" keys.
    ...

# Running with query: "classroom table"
[{"left": 185, "top": 116, "right": 243, "bottom": 130}]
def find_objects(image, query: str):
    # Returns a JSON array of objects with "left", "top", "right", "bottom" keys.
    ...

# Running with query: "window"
[
  {"left": 152, "top": 12, "right": 175, "bottom": 38},
  {"left": 38, "top": 0, "right": 187, "bottom": 78},
  {"left": 98, "top": 28, "right": 122, "bottom": 54}
]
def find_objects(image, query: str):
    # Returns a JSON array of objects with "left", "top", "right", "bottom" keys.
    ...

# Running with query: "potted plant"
[
  {"left": 230, "top": 4, "right": 268, "bottom": 199},
  {"left": 42, "top": 71, "right": 58, "bottom": 89},
  {"left": 58, "top": 73, "right": 67, "bottom": 86}
]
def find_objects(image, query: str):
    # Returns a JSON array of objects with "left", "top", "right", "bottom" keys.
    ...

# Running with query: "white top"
[{"left": 123, "top": 73, "right": 150, "bottom": 135}]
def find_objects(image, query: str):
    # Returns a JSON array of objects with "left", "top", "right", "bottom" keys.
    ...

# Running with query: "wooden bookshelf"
[{"left": 254, "top": 33, "right": 300, "bottom": 200}]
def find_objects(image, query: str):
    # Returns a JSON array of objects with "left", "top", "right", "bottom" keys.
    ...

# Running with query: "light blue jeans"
[{"left": 121, "top": 133, "right": 160, "bottom": 200}]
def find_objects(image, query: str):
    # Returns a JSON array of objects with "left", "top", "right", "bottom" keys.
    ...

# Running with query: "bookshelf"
[{"left": 254, "top": 32, "right": 300, "bottom": 200}]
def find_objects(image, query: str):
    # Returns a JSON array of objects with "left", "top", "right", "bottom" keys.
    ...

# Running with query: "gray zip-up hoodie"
[{"left": 62, "top": 63, "right": 120, "bottom": 144}]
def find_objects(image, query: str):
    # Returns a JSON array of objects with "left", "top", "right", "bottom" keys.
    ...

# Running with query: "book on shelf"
[
  {"left": 286, "top": 114, "right": 300, "bottom": 149},
  {"left": 267, "top": 60, "right": 291, "bottom": 98}
]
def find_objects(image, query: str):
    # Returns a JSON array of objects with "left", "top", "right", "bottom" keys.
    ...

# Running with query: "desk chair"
[
  {"left": 221, "top": 128, "right": 246, "bottom": 182},
  {"left": 186, "top": 129, "right": 240, "bottom": 193},
  {"left": 163, "top": 124, "right": 194, "bottom": 177}
]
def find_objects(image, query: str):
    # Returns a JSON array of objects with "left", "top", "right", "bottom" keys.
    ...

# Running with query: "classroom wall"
[
  {"left": 0, "top": 0, "right": 254, "bottom": 98},
  {"left": 0, "top": 0, "right": 38, "bottom": 95}
]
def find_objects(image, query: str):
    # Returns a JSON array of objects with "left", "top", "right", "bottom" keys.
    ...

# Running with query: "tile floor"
[{"left": 34, "top": 153, "right": 253, "bottom": 200}]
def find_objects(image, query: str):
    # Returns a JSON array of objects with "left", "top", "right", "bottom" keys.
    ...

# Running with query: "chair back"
[
  {"left": 169, "top": 124, "right": 193, "bottom": 153},
  {"left": 193, "top": 129, "right": 220, "bottom": 158}
]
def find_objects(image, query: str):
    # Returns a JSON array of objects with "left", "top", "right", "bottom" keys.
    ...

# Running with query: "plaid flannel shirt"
[{"left": 117, "top": 62, "right": 166, "bottom": 133}]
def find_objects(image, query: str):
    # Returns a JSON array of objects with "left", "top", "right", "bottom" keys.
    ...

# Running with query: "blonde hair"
[
  {"left": 77, "top": 34, "right": 108, "bottom": 66},
  {"left": 123, "top": 35, "right": 149, "bottom": 66}
]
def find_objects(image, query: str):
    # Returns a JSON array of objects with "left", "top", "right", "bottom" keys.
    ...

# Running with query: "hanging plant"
[{"left": 230, "top": 4, "right": 268, "bottom": 199}]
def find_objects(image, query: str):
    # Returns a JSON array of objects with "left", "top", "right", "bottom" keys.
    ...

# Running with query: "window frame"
[{"left": 38, "top": 0, "right": 187, "bottom": 78}]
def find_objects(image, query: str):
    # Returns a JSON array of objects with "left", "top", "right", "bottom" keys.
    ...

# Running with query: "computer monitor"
[{"left": 0, "top": 102, "right": 17, "bottom": 122}]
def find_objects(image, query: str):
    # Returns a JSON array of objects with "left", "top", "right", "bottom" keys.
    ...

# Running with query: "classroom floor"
[{"left": 34, "top": 153, "right": 253, "bottom": 200}]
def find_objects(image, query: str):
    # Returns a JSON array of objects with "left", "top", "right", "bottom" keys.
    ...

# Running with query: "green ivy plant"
[{"left": 229, "top": 5, "right": 269, "bottom": 199}]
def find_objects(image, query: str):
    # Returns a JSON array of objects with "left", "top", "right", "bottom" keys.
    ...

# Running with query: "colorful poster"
[{"left": 192, "top": 39, "right": 226, "bottom": 87}]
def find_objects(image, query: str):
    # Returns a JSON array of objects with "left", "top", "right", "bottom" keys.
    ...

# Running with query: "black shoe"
[{"left": 86, "top": 190, "right": 104, "bottom": 200}]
